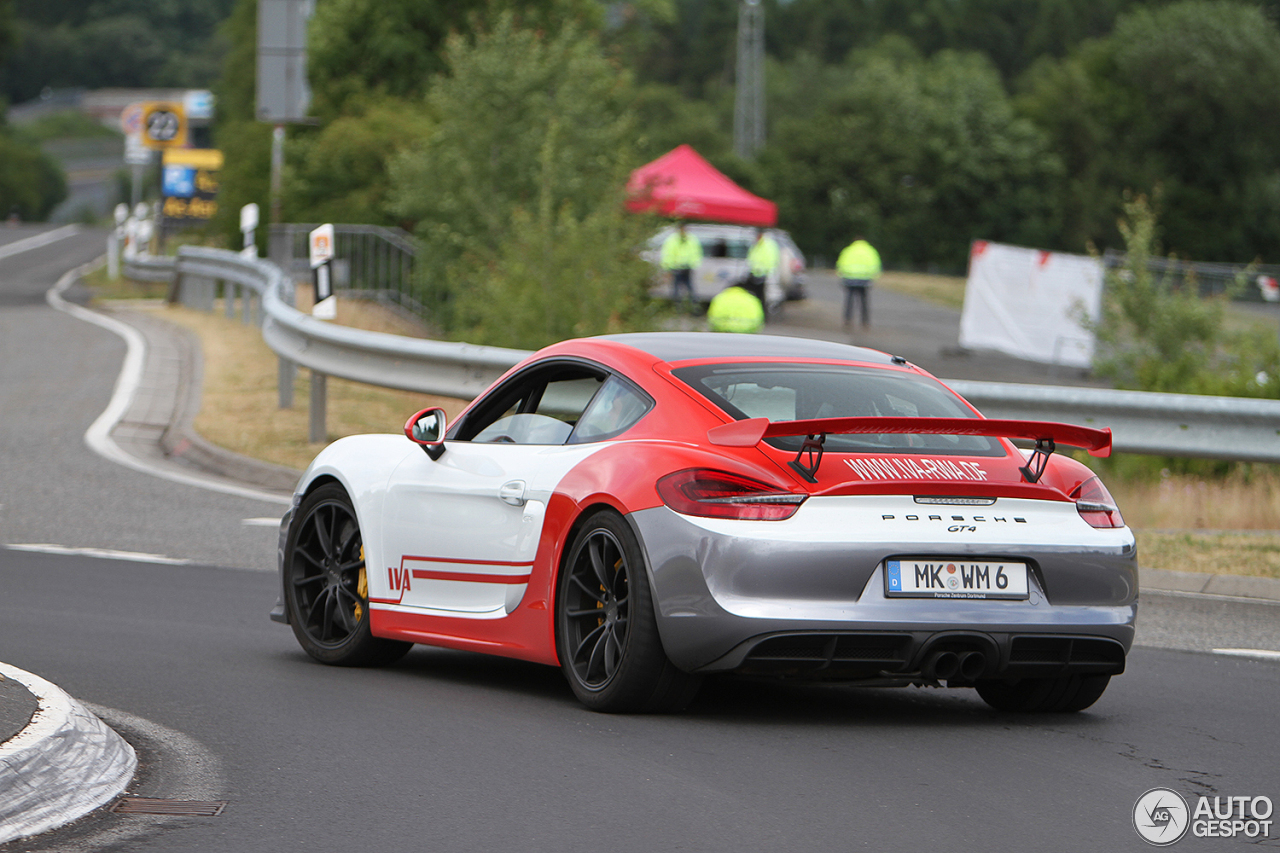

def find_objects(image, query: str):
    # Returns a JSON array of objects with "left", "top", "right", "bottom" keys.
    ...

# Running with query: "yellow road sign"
[{"left": 140, "top": 102, "right": 187, "bottom": 149}]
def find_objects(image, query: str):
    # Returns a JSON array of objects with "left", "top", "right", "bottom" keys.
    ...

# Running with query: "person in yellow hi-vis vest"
[
  {"left": 743, "top": 228, "right": 780, "bottom": 311},
  {"left": 836, "top": 236, "right": 881, "bottom": 328},
  {"left": 660, "top": 222, "right": 703, "bottom": 309},
  {"left": 707, "top": 284, "right": 764, "bottom": 334}
]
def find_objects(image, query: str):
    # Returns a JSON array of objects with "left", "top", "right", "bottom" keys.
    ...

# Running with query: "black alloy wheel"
[
  {"left": 284, "top": 483, "right": 411, "bottom": 666},
  {"left": 556, "top": 510, "right": 701, "bottom": 713},
  {"left": 563, "top": 525, "right": 632, "bottom": 690}
]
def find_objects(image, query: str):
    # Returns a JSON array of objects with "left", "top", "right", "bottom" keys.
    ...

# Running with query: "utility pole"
[{"left": 734, "top": 0, "right": 765, "bottom": 159}]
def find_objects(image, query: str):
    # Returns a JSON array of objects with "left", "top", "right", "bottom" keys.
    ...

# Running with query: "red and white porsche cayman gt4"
[{"left": 272, "top": 333, "right": 1136, "bottom": 713}]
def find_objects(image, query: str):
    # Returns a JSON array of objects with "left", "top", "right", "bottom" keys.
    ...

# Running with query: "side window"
[
  {"left": 461, "top": 365, "right": 605, "bottom": 445},
  {"left": 569, "top": 376, "right": 653, "bottom": 443}
]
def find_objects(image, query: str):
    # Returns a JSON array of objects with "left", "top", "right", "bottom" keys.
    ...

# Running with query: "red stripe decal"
[
  {"left": 402, "top": 555, "right": 534, "bottom": 568},
  {"left": 409, "top": 569, "right": 531, "bottom": 585}
]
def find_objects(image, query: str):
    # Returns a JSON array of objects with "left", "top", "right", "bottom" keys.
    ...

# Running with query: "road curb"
[
  {"left": 48, "top": 260, "right": 293, "bottom": 505},
  {"left": 108, "top": 302, "right": 302, "bottom": 493},
  {"left": 1141, "top": 566, "right": 1280, "bottom": 601},
  {"left": 0, "top": 663, "right": 137, "bottom": 845}
]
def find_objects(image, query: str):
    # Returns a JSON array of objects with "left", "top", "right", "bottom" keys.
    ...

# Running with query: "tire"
[
  {"left": 976, "top": 674, "right": 1111, "bottom": 713},
  {"left": 284, "top": 483, "right": 411, "bottom": 667},
  {"left": 555, "top": 510, "right": 701, "bottom": 713}
]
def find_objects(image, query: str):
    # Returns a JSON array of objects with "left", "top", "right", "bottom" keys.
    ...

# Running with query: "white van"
[{"left": 645, "top": 224, "right": 807, "bottom": 314}]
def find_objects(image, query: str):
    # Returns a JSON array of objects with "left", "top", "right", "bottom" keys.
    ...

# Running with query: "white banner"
[{"left": 959, "top": 240, "right": 1103, "bottom": 369}]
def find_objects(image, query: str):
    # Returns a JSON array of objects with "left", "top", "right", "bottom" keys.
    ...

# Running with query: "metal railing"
[
  {"left": 125, "top": 247, "right": 1280, "bottom": 461},
  {"left": 268, "top": 223, "right": 424, "bottom": 316},
  {"left": 1102, "top": 248, "right": 1280, "bottom": 302}
]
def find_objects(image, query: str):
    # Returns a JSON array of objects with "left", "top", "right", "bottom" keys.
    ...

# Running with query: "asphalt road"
[
  {"left": 2, "top": 228, "right": 1279, "bottom": 851},
  {"left": 2, "top": 549, "right": 1279, "bottom": 852},
  {"left": 0, "top": 226, "right": 280, "bottom": 571}
]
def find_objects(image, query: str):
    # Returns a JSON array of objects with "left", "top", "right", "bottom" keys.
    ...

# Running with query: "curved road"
[{"left": 2, "top": 229, "right": 1278, "bottom": 851}]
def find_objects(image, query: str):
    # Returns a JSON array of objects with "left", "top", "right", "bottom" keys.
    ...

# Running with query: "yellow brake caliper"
[{"left": 355, "top": 546, "right": 367, "bottom": 623}]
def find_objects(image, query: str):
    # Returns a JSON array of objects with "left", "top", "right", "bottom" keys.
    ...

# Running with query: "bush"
[
  {"left": 1093, "top": 193, "right": 1280, "bottom": 398},
  {"left": 389, "top": 16, "right": 658, "bottom": 346},
  {"left": 0, "top": 130, "right": 66, "bottom": 220}
]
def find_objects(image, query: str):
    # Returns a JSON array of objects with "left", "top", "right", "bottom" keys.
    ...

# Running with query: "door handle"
[{"left": 499, "top": 480, "right": 527, "bottom": 506}]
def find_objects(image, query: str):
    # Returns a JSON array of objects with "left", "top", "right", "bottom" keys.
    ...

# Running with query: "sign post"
[
  {"left": 240, "top": 204, "right": 260, "bottom": 259},
  {"left": 309, "top": 224, "right": 336, "bottom": 320},
  {"left": 258, "top": 0, "right": 314, "bottom": 229}
]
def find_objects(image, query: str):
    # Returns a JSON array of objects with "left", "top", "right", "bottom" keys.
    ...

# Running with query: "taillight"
[
  {"left": 656, "top": 469, "right": 806, "bottom": 520},
  {"left": 1071, "top": 476, "right": 1125, "bottom": 529}
]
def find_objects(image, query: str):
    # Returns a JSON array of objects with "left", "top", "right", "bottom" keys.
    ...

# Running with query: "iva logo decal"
[{"left": 388, "top": 566, "right": 412, "bottom": 592}]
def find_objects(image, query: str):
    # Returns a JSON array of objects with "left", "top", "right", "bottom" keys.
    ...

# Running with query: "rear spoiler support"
[
  {"left": 1019, "top": 438, "right": 1055, "bottom": 485},
  {"left": 789, "top": 434, "right": 826, "bottom": 483}
]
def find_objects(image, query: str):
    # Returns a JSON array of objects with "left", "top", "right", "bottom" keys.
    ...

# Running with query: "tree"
[
  {"left": 1, "top": 0, "right": 234, "bottom": 102},
  {"left": 285, "top": 98, "right": 433, "bottom": 227},
  {"left": 210, "top": 0, "right": 270, "bottom": 248},
  {"left": 1093, "top": 193, "right": 1280, "bottom": 399},
  {"left": 758, "top": 40, "right": 1062, "bottom": 269},
  {"left": 306, "top": 0, "right": 610, "bottom": 119},
  {"left": 1018, "top": 1, "right": 1280, "bottom": 261},
  {"left": 0, "top": 131, "right": 66, "bottom": 219},
  {"left": 387, "top": 15, "right": 656, "bottom": 345}
]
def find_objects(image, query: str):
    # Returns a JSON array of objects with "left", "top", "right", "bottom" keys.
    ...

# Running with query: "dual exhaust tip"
[{"left": 921, "top": 649, "right": 987, "bottom": 681}]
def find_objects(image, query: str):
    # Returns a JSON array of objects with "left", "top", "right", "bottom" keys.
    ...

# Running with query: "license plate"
[{"left": 885, "top": 560, "right": 1029, "bottom": 600}]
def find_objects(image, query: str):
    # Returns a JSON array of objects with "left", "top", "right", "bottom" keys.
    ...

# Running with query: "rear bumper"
[{"left": 628, "top": 499, "right": 1137, "bottom": 677}]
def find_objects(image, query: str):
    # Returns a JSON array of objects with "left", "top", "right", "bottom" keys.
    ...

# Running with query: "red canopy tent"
[{"left": 627, "top": 144, "right": 777, "bottom": 227}]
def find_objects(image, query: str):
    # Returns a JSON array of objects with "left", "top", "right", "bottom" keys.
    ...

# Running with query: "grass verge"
[{"left": 877, "top": 271, "right": 968, "bottom": 311}]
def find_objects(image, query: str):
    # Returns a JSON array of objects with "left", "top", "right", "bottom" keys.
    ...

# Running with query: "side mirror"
[{"left": 404, "top": 407, "right": 447, "bottom": 460}]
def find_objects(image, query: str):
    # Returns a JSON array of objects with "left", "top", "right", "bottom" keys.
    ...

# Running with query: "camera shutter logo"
[{"left": 1134, "top": 788, "right": 1190, "bottom": 845}]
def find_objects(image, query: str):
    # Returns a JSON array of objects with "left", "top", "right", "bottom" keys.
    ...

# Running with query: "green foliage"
[
  {"left": 286, "top": 98, "right": 433, "bottom": 226},
  {"left": 388, "top": 15, "right": 657, "bottom": 346},
  {"left": 631, "top": 82, "right": 731, "bottom": 163},
  {"left": 0, "top": 0, "right": 13, "bottom": 69},
  {"left": 0, "top": 130, "right": 66, "bottom": 219},
  {"left": 1018, "top": 1, "right": 1280, "bottom": 260},
  {"left": 307, "top": 0, "right": 609, "bottom": 119},
  {"left": 625, "top": 0, "right": 1149, "bottom": 94},
  {"left": 1093, "top": 193, "right": 1280, "bottom": 399},
  {"left": 450, "top": 189, "right": 659, "bottom": 350},
  {"left": 2, "top": 0, "right": 234, "bottom": 102},
  {"left": 210, "top": 0, "right": 267, "bottom": 247},
  {"left": 758, "top": 41, "right": 1062, "bottom": 268}
]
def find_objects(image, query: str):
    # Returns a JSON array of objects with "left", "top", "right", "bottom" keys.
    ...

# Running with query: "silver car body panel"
[{"left": 630, "top": 494, "right": 1137, "bottom": 674}]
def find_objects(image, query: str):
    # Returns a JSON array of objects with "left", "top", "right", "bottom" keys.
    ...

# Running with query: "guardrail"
[{"left": 125, "top": 247, "right": 1280, "bottom": 461}]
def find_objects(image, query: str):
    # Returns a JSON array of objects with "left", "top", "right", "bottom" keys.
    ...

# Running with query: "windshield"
[{"left": 673, "top": 363, "right": 1002, "bottom": 456}]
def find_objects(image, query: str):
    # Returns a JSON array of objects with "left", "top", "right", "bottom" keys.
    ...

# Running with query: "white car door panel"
[{"left": 376, "top": 442, "right": 604, "bottom": 617}]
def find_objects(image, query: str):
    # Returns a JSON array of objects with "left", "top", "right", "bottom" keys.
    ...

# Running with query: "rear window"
[{"left": 673, "top": 363, "right": 1002, "bottom": 456}]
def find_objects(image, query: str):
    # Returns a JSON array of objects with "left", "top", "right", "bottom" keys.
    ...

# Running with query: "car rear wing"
[{"left": 707, "top": 416, "right": 1112, "bottom": 484}]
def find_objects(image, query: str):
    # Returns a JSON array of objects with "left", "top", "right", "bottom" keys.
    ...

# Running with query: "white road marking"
[
  {"left": 7, "top": 544, "right": 192, "bottom": 565},
  {"left": 1213, "top": 648, "right": 1280, "bottom": 661},
  {"left": 241, "top": 517, "right": 282, "bottom": 527},
  {"left": 0, "top": 225, "right": 81, "bottom": 261},
  {"left": 46, "top": 261, "right": 290, "bottom": 506}
]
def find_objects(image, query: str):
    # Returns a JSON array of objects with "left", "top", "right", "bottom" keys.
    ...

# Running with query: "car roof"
[{"left": 592, "top": 332, "right": 898, "bottom": 365}]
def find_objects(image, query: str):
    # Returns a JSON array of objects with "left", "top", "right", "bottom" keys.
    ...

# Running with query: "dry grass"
[
  {"left": 83, "top": 264, "right": 170, "bottom": 300},
  {"left": 1136, "top": 531, "right": 1280, "bottom": 579},
  {"left": 877, "top": 271, "right": 968, "bottom": 311},
  {"left": 129, "top": 298, "right": 469, "bottom": 472},
  {"left": 1108, "top": 471, "right": 1280, "bottom": 577},
  {"left": 1108, "top": 471, "right": 1280, "bottom": 531}
]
